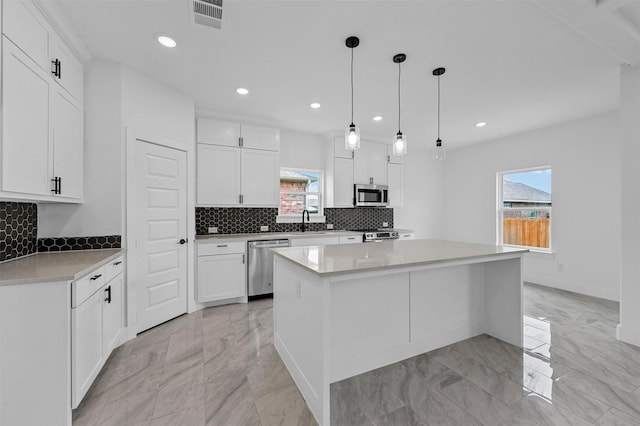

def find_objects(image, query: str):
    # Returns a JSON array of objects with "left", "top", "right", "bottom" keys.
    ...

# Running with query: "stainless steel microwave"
[{"left": 354, "top": 184, "right": 389, "bottom": 207}]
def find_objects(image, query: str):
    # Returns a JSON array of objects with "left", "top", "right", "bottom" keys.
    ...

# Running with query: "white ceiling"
[{"left": 55, "top": 0, "right": 639, "bottom": 150}]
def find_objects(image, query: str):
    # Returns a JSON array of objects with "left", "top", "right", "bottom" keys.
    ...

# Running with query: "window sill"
[
  {"left": 504, "top": 244, "right": 555, "bottom": 258},
  {"left": 276, "top": 215, "right": 326, "bottom": 224}
]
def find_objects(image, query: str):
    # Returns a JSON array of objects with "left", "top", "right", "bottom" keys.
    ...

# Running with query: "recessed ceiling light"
[
  {"left": 156, "top": 34, "right": 176, "bottom": 48},
  {"left": 236, "top": 88, "right": 249, "bottom": 95},
  {"left": 373, "top": 116, "right": 383, "bottom": 121},
  {"left": 310, "top": 102, "right": 321, "bottom": 109},
  {"left": 475, "top": 122, "right": 487, "bottom": 127}
]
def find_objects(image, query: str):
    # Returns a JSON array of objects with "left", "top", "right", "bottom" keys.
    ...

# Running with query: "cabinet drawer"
[
  {"left": 340, "top": 235, "right": 362, "bottom": 244},
  {"left": 197, "top": 241, "right": 246, "bottom": 256},
  {"left": 72, "top": 267, "right": 106, "bottom": 307},
  {"left": 104, "top": 256, "right": 124, "bottom": 282},
  {"left": 2, "top": 0, "right": 50, "bottom": 72}
]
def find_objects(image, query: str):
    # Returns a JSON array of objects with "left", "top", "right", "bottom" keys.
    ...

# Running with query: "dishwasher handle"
[{"left": 248, "top": 240, "right": 290, "bottom": 249}]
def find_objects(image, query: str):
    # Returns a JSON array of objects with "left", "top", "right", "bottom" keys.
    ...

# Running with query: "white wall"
[
  {"left": 393, "top": 143, "right": 445, "bottom": 239},
  {"left": 442, "top": 112, "right": 620, "bottom": 301}
]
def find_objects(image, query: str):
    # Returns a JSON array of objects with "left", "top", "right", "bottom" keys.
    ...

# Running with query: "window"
[
  {"left": 498, "top": 167, "right": 552, "bottom": 251},
  {"left": 279, "top": 168, "right": 323, "bottom": 216}
]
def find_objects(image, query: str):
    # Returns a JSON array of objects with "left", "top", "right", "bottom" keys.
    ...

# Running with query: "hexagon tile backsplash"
[{"left": 0, "top": 202, "right": 37, "bottom": 262}]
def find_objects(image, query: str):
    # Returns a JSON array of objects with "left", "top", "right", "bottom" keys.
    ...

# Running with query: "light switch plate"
[
  {"left": 326, "top": 224, "right": 334, "bottom": 230},
  {"left": 260, "top": 225, "right": 269, "bottom": 232},
  {"left": 208, "top": 227, "right": 218, "bottom": 234}
]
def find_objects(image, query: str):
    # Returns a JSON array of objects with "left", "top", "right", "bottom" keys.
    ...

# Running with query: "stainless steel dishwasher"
[{"left": 247, "top": 239, "right": 290, "bottom": 297}]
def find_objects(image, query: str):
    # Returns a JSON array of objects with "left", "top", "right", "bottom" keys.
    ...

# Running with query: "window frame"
[
  {"left": 497, "top": 166, "right": 552, "bottom": 253},
  {"left": 276, "top": 167, "right": 326, "bottom": 223}
]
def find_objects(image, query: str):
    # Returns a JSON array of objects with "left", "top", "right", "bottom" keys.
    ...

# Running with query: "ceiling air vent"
[{"left": 192, "top": 0, "right": 223, "bottom": 30}]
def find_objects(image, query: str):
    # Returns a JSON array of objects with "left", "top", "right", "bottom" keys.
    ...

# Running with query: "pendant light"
[
  {"left": 393, "top": 53, "right": 407, "bottom": 155},
  {"left": 345, "top": 36, "right": 360, "bottom": 151},
  {"left": 432, "top": 67, "right": 446, "bottom": 160}
]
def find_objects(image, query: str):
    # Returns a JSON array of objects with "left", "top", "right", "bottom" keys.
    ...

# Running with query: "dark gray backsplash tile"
[
  {"left": 38, "top": 235, "right": 122, "bottom": 252},
  {"left": 195, "top": 207, "right": 393, "bottom": 235},
  {"left": 0, "top": 202, "right": 38, "bottom": 262}
]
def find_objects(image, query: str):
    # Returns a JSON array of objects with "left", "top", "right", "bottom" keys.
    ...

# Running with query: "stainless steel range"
[{"left": 357, "top": 229, "right": 400, "bottom": 242}]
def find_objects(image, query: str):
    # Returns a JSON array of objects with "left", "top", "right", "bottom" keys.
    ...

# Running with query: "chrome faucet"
[{"left": 301, "top": 209, "right": 310, "bottom": 232}]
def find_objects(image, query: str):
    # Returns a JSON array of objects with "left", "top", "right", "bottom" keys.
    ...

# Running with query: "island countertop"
[
  {"left": 272, "top": 239, "right": 528, "bottom": 277},
  {"left": 0, "top": 249, "right": 124, "bottom": 287}
]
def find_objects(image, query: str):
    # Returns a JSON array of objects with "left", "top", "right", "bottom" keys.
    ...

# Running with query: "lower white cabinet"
[
  {"left": 72, "top": 256, "right": 124, "bottom": 408},
  {"left": 197, "top": 241, "right": 247, "bottom": 302},
  {"left": 339, "top": 235, "right": 362, "bottom": 244},
  {"left": 290, "top": 236, "right": 340, "bottom": 247}
]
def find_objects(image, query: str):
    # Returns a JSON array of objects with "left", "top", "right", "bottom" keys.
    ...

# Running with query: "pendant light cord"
[
  {"left": 350, "top": 47, "right": 354, "bottom": 124},
  {"left": 437, "top": 75, "right": 441, "bottom": 139},
  {"left": 398, "top": 62, "right": 402, "bottom": 132}
]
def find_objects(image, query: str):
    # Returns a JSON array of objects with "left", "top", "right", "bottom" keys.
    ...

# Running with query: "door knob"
[{"left": 178, "top": 238, "right": 187, "bottom": 245}]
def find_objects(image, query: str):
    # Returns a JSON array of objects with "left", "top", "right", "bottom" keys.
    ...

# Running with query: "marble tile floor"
[{"left": 74, "top": 284, "right": 640, "bottom": 425}]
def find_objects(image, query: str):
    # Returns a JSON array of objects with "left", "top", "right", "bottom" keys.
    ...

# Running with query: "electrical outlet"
[
  {"left": 557, "top": 263, "right": 565, "bottom": 272},
  {"left": 382, "top": 222, "right": 389, "bottom": 228},
  {"left": 260, "top": 225, "right": 269, "bottom": 232},
  {"left": 326, "top": 224, "right": 334, "bottom": 230},
  {"left": 208, "top": 227, "right": 218, "bottom": 234},
  {"left": 296, "top": 281, "right": 302, "bottom": 299}
]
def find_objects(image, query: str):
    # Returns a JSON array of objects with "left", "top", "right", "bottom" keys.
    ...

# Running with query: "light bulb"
[
  {"left": 393, "top": 132, "right": 407, "bottom": 155},
  {"left": 432, "top": 138, "right": 446, "bottom": 160},
  {"left": 345, "top": 124, "right": 360, "bottom": 150}
]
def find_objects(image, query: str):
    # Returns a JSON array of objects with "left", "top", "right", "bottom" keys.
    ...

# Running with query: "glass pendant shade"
[
  {"left": 393, "top": 132, "right": 407, "bottom": 155},
  {"left": 432, "top": 138, "right": 446, "bottom": 160},
  {"left": 345, "top": 123, "right": 360, "bottom": 150}
]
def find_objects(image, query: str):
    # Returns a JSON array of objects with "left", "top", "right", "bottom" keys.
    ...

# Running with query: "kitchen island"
[{"left": 272, "top": 239, "right": 527, "bottom": 426}]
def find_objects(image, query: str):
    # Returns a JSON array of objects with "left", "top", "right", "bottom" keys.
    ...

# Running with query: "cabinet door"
[
  {"left": 241, "top": 124, "right": 280, "bottom": 151},
  {"left": 387, "top": 163, "right": 404, "bottom": 207},
  {"left": 334, "top": 157, "right": 354, "bottom": 207},
  {"left": 353, "top": 142, "right": 370, "bottom": 185},
  {"left": 52, "top": 88, "right": 83, "bottom": 199},
  {"left": 103, "top": 275, "right": 123, "bottom": 357},
  {"left": 370, "top": 143, "right": 388, "bottom": 185},
  {"left": 197, "top": 253, "right": 246, "bottom": 302},
  {"left": 2, "top": 38, "right": 51, "bottom": 196},
  {"left": 197, "top": 119, "right": 240, "bottom": 147},
  {"left": 51, "top": 35, "right": 82, "bottom": 101},
  {"left": 398, "top": 232, "right": 415, "bottom": 240},
  {"left": 339, "top": 235, "right": 362, "bottom": 244},
  {"left": 197, "top": 144, "right": 241, "bottom": 205},
  {"left": 72, "top": 288, "right": 103, "bottom": 408},
  {"left": 241, "top": 149, "right": 279, "bottom": 206},
  {"left": 2, "top": 0, "right": 50, "bottom": 72}
]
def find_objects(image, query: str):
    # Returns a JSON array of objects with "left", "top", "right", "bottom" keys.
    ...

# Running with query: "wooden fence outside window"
[{"left": 503, "top": 218, "right": 550, "bottom": 248}]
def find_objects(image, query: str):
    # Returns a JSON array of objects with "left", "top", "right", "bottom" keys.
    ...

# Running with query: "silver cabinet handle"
[
  {"left": 113, "top": 261, "right": 122, "bottom": 266},
  {"left": 90, "top": 274, "right": 102, "bottom": 281}
]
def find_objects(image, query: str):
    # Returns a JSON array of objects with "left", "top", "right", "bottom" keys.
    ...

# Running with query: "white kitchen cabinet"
[
  {"left": 241, "top": 149, "right": 279, "bottom": 205},
  {"left": 0, "top": 1, "right": 84, "bottom": 203},
  {"left": 53, "top": 87, "right": 83, "bottom": 199},
  {"left": 197, "top": 242, "right": 247, "bottom": 302},
  {"left": 398, "top": 231, "right": 415, "bottom": 240},
  {"left": 197, "top": 119, "right": 241, "bottom": 147},
  {"left": 51, "top": 34, "right": 83, "bottom": 101},
  {"left": 333, "top": 157, "right": 354, "bottom": 207},
  {"left": 1, "top": 37, "right": 51, "bottom": 196},
  {"left": 339, "top": 235, "right": 362, "bottom": 244},
  {"left": 197, "top": 144, "right": 279, "bottom": 206},
  {"left": 197, "top": 118, "right": 280, "bottom": 151},
  {"left": 72, "top": 286, "right": 104, "bottom": 408},
  {"left": 387, "top": 162, "right": 404, "bottom": 207},
  {"left": 333, "top": 136, "right": 354, "bottom": 159},
  {"left": 354, "top": 141, "right": 388, "bottom": 185},
  {"left": 72, "top": 256, "right": 125, "bottom": 408},
  {"left": 197, "top": 144, "right": 242, "bottom": 205}
]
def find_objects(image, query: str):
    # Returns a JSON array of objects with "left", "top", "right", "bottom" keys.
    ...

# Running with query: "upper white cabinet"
[
  {"left": 0, "top": 0, "right": 84, "bottom": 203},
  {"left": 197, "top": 118, "right": 280, "bottom": 151},
  {"left": 333, "top": 136, "right": 354, "bottom": 159},
  {"left": 387, "top": 163, "right": 404, "bottom": 207},
  {"left": 333, "top": 157, "right": 354, "bottom": 207},
  {"left": 354, "top": 141, "right": 388, "bottom": 186},
  {"left": 196, "top": 118, "right": 280, "bottom": 206},
  {"left": 387, "top": 144, "right": 405, "bottom": 165}
]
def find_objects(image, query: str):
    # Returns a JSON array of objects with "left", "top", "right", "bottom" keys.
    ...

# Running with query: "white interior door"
[{"left": 134, "top": 140, "right": 188, "bottom": 333}]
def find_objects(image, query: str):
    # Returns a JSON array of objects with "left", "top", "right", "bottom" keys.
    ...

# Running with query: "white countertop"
[
  {"left": 272, "top": 239, "right": 528, "bottom": 277},
  {"left": 0, "top": 249, "right": 124, "bottom": 287},
  {"left": 195, "top": 230, "right": 364, "bottom": 243}
]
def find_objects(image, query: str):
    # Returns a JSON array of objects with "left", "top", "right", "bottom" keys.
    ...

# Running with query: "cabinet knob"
[{"left": 178, "top": 238, "right": 188, "bottom": 245}]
